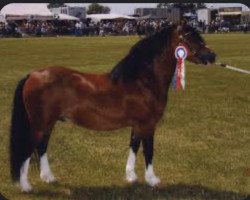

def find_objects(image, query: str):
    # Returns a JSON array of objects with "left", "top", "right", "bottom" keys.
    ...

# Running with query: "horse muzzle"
[{"left": 200, "top": 52, "right": 216, "bottom": 65}]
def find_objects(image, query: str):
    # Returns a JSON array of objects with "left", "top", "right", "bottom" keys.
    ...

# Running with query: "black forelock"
[{"left": 110, "top": 25, "right": 174, "bottom": 84}]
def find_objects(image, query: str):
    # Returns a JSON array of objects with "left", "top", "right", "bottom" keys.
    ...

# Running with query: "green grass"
[{"left": 0, "top": 34, "right": 249, "bottom": 200}]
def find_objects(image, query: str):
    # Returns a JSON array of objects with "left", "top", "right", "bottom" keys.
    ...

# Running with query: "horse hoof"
[
  {"left": 40, "top": 173, "right": 56, "bottom": 183},
  {"left": 145, "top": 176, "right": 161, "bottom": 187},
  {"left": 126, "top": 177, "right": 138, "bottom": 184},
  {"left": 20, "top": 182, "right": 32, "bottom": 193},
  {"left": 126, "top": 171, "right": 138, "bottom": 183}
]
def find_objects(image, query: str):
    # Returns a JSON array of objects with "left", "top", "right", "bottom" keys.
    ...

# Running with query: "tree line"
[
  {"left": 47, "top": 3, "right": 110, "bottom": 15},
  {"left": 47, "top": 3, "right": 207, "bottom": 15}
]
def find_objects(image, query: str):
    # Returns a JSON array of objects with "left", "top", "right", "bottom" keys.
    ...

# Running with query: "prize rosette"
[{"left": 172, "top": 45, "right": 187, "bottom": 91}]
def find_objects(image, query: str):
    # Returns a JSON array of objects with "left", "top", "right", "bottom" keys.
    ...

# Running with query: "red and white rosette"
[{"left": 173, "top": 45, "right": 187, "bottom": 91}]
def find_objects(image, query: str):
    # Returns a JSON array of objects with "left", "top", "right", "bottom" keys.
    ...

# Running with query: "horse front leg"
[
  {"left": 142, "top": 134, "right": 160, "bottom": 187},
  {"left": 126, "top": 130, "right": 141, "bottom": 183}
]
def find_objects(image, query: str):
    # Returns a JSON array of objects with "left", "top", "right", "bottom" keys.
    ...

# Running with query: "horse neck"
[
  {"left": 157, "top": 54, "right": 177, "bottom": 91},
  {"left": 142, "top": 50, "right": 177, "bottom": 100}
]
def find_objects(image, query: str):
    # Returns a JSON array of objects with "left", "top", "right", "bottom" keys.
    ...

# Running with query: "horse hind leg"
[
  {"left": 37, "top": 133, "right": 56, "bottom": 183},
  {"left": 19, "top": 130, "right": 56, "bottom": 192},
  {"left": 19, "top": 157, "right": 32, "bottom": 192},
  {"left": 40, "top": 154, "right": 56, "bottom": 183}
]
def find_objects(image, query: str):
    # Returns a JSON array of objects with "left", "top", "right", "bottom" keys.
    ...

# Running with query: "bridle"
[{"left": 180, "top": 32, "right": 205, "bottom": 57}]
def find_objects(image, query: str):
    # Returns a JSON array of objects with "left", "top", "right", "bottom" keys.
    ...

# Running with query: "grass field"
[{"left": 0, "top": 34, "right": 249, "bottom": 200}]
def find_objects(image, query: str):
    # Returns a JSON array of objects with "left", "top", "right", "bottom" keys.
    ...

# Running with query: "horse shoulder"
[{"left": 121, "top": 84, "right": 157, "bottom": 125}]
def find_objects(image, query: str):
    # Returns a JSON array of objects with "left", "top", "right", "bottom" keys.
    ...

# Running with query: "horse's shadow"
[{"left": 31, "top": 182, "right": 249, "bottom": 200}]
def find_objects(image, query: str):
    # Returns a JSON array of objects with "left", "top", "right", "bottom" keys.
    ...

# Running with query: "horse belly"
[{"left": 70, "top": 106, "right": 130, "bottom": 131}]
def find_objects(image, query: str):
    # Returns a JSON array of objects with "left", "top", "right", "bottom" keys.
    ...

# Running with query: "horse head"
[{"left": 172, "top": 22, "right": 216, "bottom": 65}]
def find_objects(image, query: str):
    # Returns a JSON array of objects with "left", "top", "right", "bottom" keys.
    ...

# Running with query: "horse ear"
[
  {"left": 176, "top": 20, "right": 187, "bottom": 34},
  {"left": 176, "top": 24, "right": 182, "bottom": 33},
  {"left": 176, "top": 23, "right": 183, "bottom": 35}
]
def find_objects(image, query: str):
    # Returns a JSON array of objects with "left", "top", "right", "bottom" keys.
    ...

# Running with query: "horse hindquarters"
[
  {"left": 23, "top": 74, "right": 59, "bottom": 187},
  {"left": 10, "top": 75, "right": 57, "bottom": 192}
]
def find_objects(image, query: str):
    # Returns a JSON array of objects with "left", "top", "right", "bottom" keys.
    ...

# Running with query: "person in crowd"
[{"left": 75, "top": 21, "right": 81, "bottom": 36}]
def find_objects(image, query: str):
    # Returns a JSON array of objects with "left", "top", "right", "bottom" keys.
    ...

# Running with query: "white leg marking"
[
  {"left": 20, "top": 157, "right": 32, "bottom": 192},
  {"left": 126, "top": 149, "right": 137, "bottom": 183},
  {"left": 40, "top": 153, "right": 56, "bottom": 183},
  {"left": 145, "top": 165, "right": 161, "bottom": 187}
]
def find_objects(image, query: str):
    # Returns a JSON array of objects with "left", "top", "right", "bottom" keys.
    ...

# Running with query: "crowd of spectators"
[
  {"left": 77, "top": 19, "right": 171, "bottom": 37},
  {"left": 0, "top": 18, "right": 249, "bottom": 38},
  {"left": 192, "top": 18, "right": 249, "bottom": 33},
  {"left": 0, "top": 19, "right": 171, "bottom": 38},
  {"left": 0, "top": 20, "right": 76, "bottom": 37}
]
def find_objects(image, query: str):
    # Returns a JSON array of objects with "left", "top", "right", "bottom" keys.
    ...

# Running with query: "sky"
[{"left": 67, "top": 3, "right": 250, "bottom": 15}]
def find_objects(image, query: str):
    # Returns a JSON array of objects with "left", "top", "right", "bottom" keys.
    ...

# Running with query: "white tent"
[
  {"left": 87, "top": 13, "right": 135, "bottom": 23},
  {"left": 183, "top": 12, "right": 196, "bottom": 17},
  {"left": 57, "top": 13, "right": 79, "bottom": 21},
  {"left": 0, "top": 12, "right": 5, "bottom": 22},
  {"left": 1, "top": 3, "right": 53, "bottom": 21}
]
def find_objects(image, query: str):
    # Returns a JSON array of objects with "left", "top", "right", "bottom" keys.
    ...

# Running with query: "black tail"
[{"left": 10, "top": 75, "right": 33, "bottom": 182}]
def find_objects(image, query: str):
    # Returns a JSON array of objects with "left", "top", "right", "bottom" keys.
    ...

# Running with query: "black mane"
[{"left": 110, "top": 25, "right": 174, "bottom": 83}]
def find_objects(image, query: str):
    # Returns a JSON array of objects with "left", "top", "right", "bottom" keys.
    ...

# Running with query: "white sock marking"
[
  {"left": 145, "top": 164, "right": 160, "bottom": 187},
  {"left": 20, "top": 157, "right": 32, "bottom": 192},
  {"left": 126, "top": 149, "right": 137, "bottom": 183},
  {"left": 40, "top": 153, "right": 56, "bottom": 183}
]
